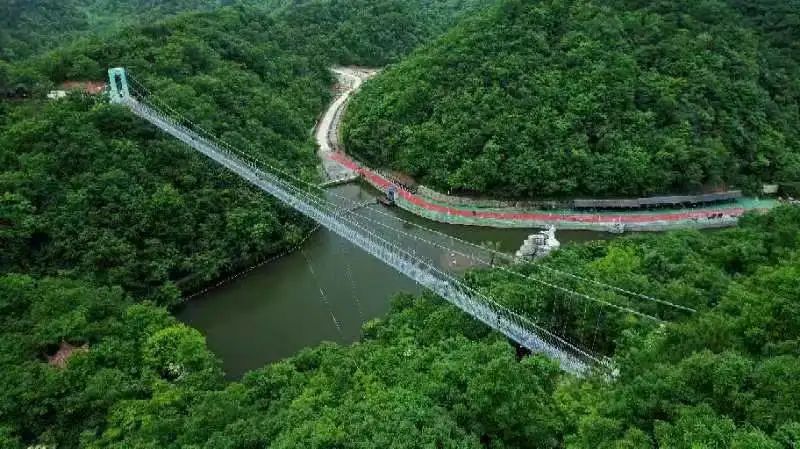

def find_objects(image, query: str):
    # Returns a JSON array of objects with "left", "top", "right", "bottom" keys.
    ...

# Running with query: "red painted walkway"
[{"left": 329, "top": 152, "right": 750, "bottom": 224}]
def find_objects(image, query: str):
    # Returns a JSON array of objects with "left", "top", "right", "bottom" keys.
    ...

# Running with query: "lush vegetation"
[
  {"left": 0, "top": 0, "right": 232, "bottom": 60},
  {"left": 1, "top": 9, "right": 329, "bottom": 305},
  {"left": 2, "top": 206, "right": 798, "bottom": 448},
  {"left": 1, "top": 0, "right": 490, "bottom": 63},
  {"left": 343, "top": 0, "right": 800, "bottom": 198},
  {"left": 2, "top": 0, "right": 88, "bottom": 60},
  {"left": 255, "top": 0, "right": 495, "bottom": 66},
  {"left": 2, "top": 1, "right": 798, "bottom": 448},
  {"left": 472, "top": 204, "right": 800, "bottom": 355},
  {"left": 1, "top": 0, "right": 494, "bottom": 304}
]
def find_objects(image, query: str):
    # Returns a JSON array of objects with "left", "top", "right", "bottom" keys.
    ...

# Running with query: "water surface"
[{"left": 178, "top": 184, "right": 612, "bottom": 377}]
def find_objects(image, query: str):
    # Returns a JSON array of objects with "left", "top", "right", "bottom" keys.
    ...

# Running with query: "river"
[{"left": 177, "top": 183, "right": 613, "bottom": 378}]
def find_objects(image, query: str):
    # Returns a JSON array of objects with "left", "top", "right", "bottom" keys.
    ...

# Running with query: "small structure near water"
[
  {"left": 377, "top": 185, "right": 398, "bottom": 207},
  {"left": 515, "top": 226, "right": 560, "bottom": 260}
]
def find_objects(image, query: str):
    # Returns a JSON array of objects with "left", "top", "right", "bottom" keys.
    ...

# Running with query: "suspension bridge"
[{"left": 108, "top": 67, "right": 693, "bottom": 376}]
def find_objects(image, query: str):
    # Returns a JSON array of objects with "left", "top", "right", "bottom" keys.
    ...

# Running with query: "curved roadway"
[{"left": 316, "top": 68, "right": 776, "bottom": 232}]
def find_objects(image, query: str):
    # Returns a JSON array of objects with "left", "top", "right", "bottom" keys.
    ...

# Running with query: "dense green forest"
[
  {"left": 0, "top": 0, "right": 489, "bottom": 62},
  {"left": 2, "top": 206, "right": 798, "bottom": 447},
  {"left": 343, "top": 0, "right": 800, "bottom": 198},
  {"left": 1, "top": 0, "right": 89, "bottom": 60},
  {"left": 0, "top": 0, "right": 232, "bottom": 60},
  {"left": 0, "top": 0, "right": 494, "bottom": 304},
  {"left": 1, "top": 0, "right": 491, "bottom": 95},
  {"left": 2, "top": 1, "right": 799, "bottom": 448},
  {"left": 1, "top": 9, "right": 328, "bottom": 305},
  {"left": 256, "top": 0, "right": 496, "bottom": 66}
]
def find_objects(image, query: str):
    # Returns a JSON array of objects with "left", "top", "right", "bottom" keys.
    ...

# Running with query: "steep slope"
[
  {"left": 343, "top": 0, "right": 800, "bottom": 198},
  {"left": 3, "top": 206, "right": 799, "bottom": 448},
  {"left": 0, "top": 0, "right": 228, "bottom": 60},
  {"left": 0, "top": 9, "right": 328, "bottom": 304},
  {"left": 1, "top": 0, "right": 492, "bottom": 63},
  {"left": 248, "top": 0, "right": 494, "bottom": 66},
  {"left": 1, "top": 0, "right": 497, "bottom": 303}
]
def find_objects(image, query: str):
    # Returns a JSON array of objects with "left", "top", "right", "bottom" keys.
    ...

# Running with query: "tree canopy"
[
  {"left": 1, "top": 0, "right": 492, "bottom": 63},
  {"left": 1, "top": 1, "right": 799, "bottom": 448},
  {"left": 2, "top": 206, "right": 799, "bottom": 448},
  {"left": 0, "top": 0, "right": 493, "bottom": 304},
  {"left": 0, "top": 0, "right": 232, "bottom": 60},
  {"left": 1, "top": 8, "right": 329, "bottom": 305},
  {"left": 343, "top": 0, "right": 800, "bottom": 198}
]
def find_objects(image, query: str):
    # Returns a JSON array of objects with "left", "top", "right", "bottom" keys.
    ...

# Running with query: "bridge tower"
[{"left": 107, "top": 67, "right": 130, "bottom": 103}]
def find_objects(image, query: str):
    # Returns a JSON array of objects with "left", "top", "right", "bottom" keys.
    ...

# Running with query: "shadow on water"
[{"left": 177, "top": 183, "right": 615, "bottom": 378}]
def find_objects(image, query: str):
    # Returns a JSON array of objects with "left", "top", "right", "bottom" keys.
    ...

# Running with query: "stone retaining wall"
[{"left": 396, "top": 197, "right": 742, "bottom": 232}]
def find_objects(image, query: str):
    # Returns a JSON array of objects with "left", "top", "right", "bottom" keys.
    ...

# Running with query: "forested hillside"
[
  {"left": 1, "top": 0, "right": 88, "bottom": 60},
  {"left": 343, "top": 0, "right": 800, "bottom": 198},
  {"left": 1, "top": 0, "right": 490, "bottom": 62},
  {"left": 229, "top": 0, "right": 494, "bottom": 66},
  {"left": 1, "top": 10, "right": 327, "bottom": 305},
  {"left": 0, "top": 0, "right": 230, "bottom": 60},
  {"left": 2, "top": 1, "right": 799, "bottom": 448},
  {"left": 3, "top": 207, "right": 798, "bottom": 448},
  {"left": 0, "top": 0, "right": 492, "bottom": 305}
]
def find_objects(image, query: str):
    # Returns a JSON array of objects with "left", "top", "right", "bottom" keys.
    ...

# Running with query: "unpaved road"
[{"left": 315, "top": 67, "right": 379, "bottom": 182}]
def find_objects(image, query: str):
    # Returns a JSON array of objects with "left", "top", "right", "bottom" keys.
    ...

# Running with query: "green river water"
[{"left": 177, "top": 183, "right": 613, "bottom": 378}]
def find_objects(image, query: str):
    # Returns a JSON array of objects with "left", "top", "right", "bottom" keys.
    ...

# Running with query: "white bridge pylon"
[{"left": 110, "top": 67, "right": 605, "bottom": 376}]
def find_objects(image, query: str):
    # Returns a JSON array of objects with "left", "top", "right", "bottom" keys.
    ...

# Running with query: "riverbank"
[
  {"left": 178, "top": 182, "right": 615, "bottom": 377},
  {"left": 331, "top": 151, "right": 776, "bottom": 231},
  {"left": 179, "top": 224, "right": 322, "bottom": 303},
  {"left": 318, "top": 68, "right": 777, "bottom": 232}
]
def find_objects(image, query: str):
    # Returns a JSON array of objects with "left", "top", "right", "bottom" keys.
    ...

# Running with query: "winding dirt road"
[{"left": 316, "top": 67, "right": 378, "bottom": 183}]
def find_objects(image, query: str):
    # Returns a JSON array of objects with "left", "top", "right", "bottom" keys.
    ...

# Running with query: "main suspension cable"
[
  {"left": 127, "top": 78, "right": 684, "bottom": 319},
  {"left": 127, "top": 90, "right": 610, "bottom": 369}
]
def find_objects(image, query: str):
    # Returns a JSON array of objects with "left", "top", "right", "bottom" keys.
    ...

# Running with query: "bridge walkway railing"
[{"left": 125, "top": 96, "right": 602, "bottom": 376}]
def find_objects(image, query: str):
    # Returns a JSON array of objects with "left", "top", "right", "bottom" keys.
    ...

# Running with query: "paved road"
[{"left": 314, "top": 68, "right": 776, "bottom": 231}]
